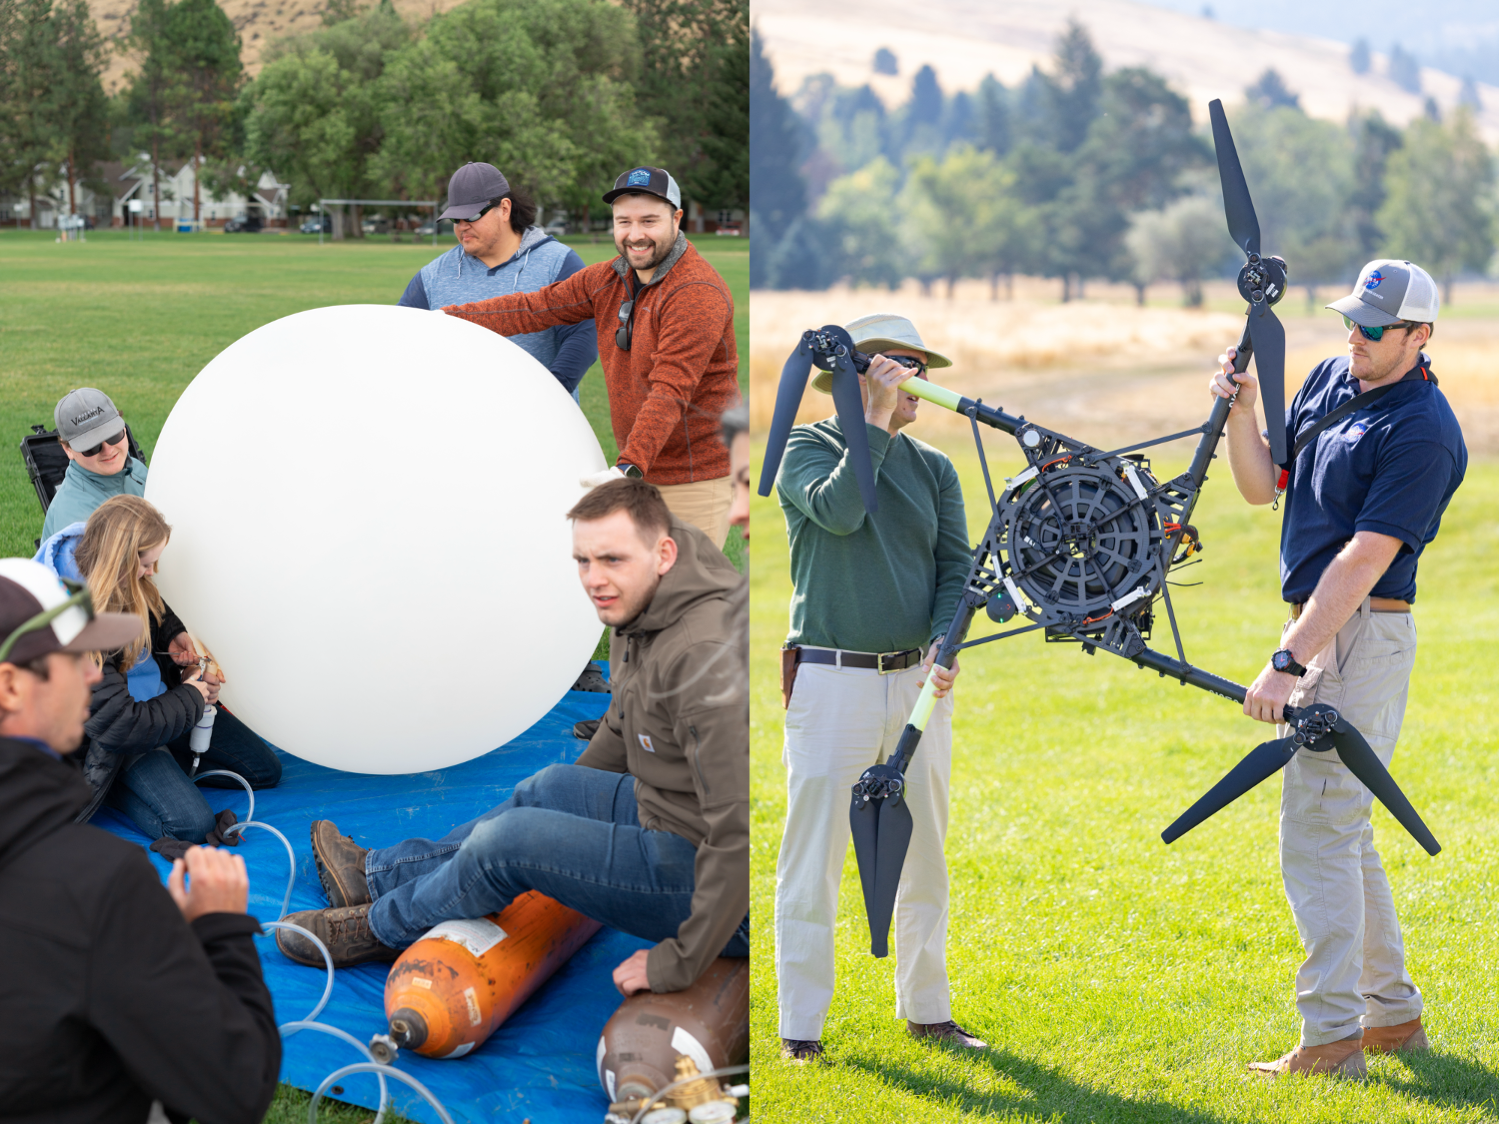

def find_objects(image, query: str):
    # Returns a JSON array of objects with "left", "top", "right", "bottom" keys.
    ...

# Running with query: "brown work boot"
[
  {"left": 908, "top": 1020, "right": 988, "bottom": 1049},
  {"left": 1249, "top": 1037, "right": 1366, "bottom": 1078},
  {"left": 310, "top": 820, "right": 370, "bottom": 907},
  {"left": 275, "top": 904, "right": 398, "bottom": 968},
  {"left": 1362, "top": 1017, "right": 1429, "bottom": 1055},
  {"left": 780, "top": 1038, "right": 827, "bottom": 1064}
]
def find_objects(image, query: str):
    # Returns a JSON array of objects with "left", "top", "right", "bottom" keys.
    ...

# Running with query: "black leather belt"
[{"left": 795, "top": 646, "right": 923, "bottom": 673}]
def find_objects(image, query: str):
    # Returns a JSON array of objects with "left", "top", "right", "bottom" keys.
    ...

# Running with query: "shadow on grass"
[
  {"left": 1378, "top": 1051, "right": 1499, "bottom": 1117},
  {"left": 845, "top": 1047, "right": 1231, "bottom": 1124}
]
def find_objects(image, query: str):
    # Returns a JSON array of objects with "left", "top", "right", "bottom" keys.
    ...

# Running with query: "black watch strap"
[{"left": 1271, "top": 648, "right": 1307, "bottom": 677}]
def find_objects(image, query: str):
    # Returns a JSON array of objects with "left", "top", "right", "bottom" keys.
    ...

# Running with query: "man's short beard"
[{"left": 616, "top": 231, "right": 674, "bottom": 272}]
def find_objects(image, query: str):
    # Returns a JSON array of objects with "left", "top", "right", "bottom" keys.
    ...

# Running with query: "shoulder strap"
[{"left": 1284, "top": 360, "right": 1432, "bottom": 467}]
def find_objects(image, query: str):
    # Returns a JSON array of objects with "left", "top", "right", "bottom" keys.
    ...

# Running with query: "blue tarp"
[{"left": 96, "top": 687, "right": 630, "bottom": 1124}]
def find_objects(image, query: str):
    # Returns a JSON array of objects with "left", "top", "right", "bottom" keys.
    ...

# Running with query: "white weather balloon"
[{"left": 145, "top": 305, "right": 606, "bottom": 774}]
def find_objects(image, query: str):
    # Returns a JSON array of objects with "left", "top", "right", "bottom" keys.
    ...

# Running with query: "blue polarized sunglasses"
[{"left": 1343, "top": 315, "right": 1414, "bottom": 341}]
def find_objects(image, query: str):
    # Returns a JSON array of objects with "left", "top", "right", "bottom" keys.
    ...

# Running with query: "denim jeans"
[
  {"left": 366, "top": 763, "right": 751, "bottom": 955},
  {"left": 102, "top": 706, "right": 283, "bottom": 842}
]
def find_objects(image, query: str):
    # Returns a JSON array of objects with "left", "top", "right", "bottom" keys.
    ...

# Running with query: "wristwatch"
[
  {"left": 1271, "top": 648, "right": 1307, "bottom": 677},
  {"left": 616, "top": 463, "right": 644, "bottom": 479}
]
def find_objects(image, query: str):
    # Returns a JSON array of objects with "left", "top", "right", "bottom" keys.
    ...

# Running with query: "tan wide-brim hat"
[{"left": 811, "top": 313, "right": 952, "bottom": 393}]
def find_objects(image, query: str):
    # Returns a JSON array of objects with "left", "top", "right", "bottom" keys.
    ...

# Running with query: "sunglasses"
[
  {"left": 886, "top": 354, "right": 928, "bottom": 376},
  {"left": 1343, "top": 315, "right": 1416, "bottom": 342},
  {"left": 454, "top": 203, "right": 495, "bottom": 225},
  {"left": 617, "top": 299, "right": 635, "bottom": 351},
  {"left": 77, "top": 428, "right": 128, "bottom": 459},
  {"left": 0, "top": 577, "right": 93, "bottom": 663}
]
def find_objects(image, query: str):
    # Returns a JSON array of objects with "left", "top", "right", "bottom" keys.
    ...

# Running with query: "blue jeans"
[
  {"left": 366, "top": 763, "right": 751, "bottom": 955},
  {"left": 103, "top": 707, "right": 283, "bottom": 842}
]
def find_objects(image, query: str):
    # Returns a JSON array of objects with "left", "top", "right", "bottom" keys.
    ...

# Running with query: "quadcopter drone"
[{"left": 759, "top": 101, "right": 1441, "bottom": 958}]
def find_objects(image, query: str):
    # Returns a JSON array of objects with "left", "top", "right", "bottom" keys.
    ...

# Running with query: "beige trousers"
[
  {"left": 1278, "top": 599, "right": 1422, "bottom": 1046},
  {"left": 657, "top": 476, "right": 732, "bottom": 548},
  {"left": 775, "top": 660, "right": 955, "bottom": 1040}
]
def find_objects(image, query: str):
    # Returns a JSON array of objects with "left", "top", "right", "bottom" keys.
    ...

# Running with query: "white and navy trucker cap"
[
  {"left": 1327, "top": 260, "right": 1440, "bottom": 327},
  {"left": 602, "top": 166, "right": 681, "bottom": 210}
]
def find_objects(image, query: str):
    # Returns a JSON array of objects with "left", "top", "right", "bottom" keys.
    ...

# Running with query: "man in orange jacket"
[{"left": 440, "top": 166, "right": 740, "bottom": 547}]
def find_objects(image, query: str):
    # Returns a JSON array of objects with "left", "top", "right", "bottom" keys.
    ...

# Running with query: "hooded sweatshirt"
[
  {"left": 0, "top": 737, "right": 279, "bottom": 1124},
  {"left": 575, "top": 517, "right": 748, "bottom": 992},
  {"left": 443, "top": 233, "right": 738, "bottom": 486},
  {"left": 398, "top": 227, "right": 598, "bottom": 394},
  {"left": 41, "top": 455, "right": 148, "bottom": 541}
]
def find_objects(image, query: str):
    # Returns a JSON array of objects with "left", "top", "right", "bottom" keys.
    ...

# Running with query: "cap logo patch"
[
  {"left": 627, "top": 168, "right": 652, "bottom": 187},
  {"left": 1347, "top": 421, "right": 1369, "bottom": 441},
  {"left": 638, "top": 733, "right": 655, "bottom": 752},
  {"left": 70, "top": 406, "right": 105, "bottom": 426},
  {"left": 1364, "top": 271, "right": 1384, "bottom": 290}
]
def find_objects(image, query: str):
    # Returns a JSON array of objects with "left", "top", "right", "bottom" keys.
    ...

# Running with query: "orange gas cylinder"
[{"left": 384, "top": 890, "right": 603, "bottom": 1058}]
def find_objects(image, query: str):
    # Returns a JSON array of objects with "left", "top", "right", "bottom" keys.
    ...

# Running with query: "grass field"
[
  {"left": 750, "top": 425, "right": 1499, "bottom": 1121},
  {"left": 0, "top": 225, "right": 746, "bottom": 1123}
]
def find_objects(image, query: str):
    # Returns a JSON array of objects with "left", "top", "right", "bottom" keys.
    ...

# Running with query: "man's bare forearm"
[
  {"left": 1224, "top": 405, "right": 1279, "bottom": 505},
  {"left": 1282, "top": 531, "right": 1404, "bottom": 663}
]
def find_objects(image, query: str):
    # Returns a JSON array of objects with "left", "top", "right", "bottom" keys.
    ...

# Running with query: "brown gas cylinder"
[
  {"left": 384, "top": 890, "right": 602, "bottom": 1058},
  {"left": 597, "top": 957, "right": 749, "bottom": 1106}
]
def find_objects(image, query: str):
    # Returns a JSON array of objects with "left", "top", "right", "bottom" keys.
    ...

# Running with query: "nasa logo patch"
[
  {"left": 1364, "top": 270, "right": 1384, "bottom": 290},
  {"left": 1347, "top": 421, "right": 1369, "bottom": 441}
]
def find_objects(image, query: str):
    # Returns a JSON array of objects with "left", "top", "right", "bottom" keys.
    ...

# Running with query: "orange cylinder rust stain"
[{"left": 384, "top": 890, "right": 603, "bottom": 1058}]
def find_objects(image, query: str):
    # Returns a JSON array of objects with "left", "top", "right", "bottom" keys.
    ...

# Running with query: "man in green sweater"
[{"left": 773, "top": 313, "right": 978, "bottom": 1063}]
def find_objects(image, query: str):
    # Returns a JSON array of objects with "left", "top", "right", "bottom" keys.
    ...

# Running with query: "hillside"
[
  {"left": 89, "top": 0, "right": 466, "bottom": 94},
  {"left": 755, "top": 0, "right": 1499, "bottom": 144}
]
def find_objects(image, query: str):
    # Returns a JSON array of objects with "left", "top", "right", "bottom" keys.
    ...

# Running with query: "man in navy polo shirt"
[{"left": 1209, "top": 259, "right": 1466, "bottom": 1079}]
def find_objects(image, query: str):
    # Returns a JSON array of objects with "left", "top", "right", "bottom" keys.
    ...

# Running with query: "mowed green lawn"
[
  {"left": 0, "top": 227, "right": 747, "bottom": 559},
  {"left": 750, "top": 434, "right": 1499, "bottom": 1123},
  {"left": 0, "top": 226, "right": 746, "bottom": 1124}
]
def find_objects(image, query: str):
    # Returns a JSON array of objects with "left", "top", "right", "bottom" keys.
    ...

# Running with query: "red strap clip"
[{"left": 1276, "top": 469, "right": 1289, "bottom": 491}]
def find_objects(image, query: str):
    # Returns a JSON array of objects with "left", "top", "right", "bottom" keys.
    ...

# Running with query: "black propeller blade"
[
  {"left": 1161, "top": 733, "right": 1297, "bottom": 844},
  {"left": 1209, "top": 99, "right": 1259, "bottom": 257},
  {"left": 756, "top": 325, "right": 880, "bottom": 512},
  {"left": 1209, "top": 98, "right": 1290, "bottom": 467},
  {"left": 1163, "top": 705, "right": 1441, "bottom": 856},
  {"left": 850, "top": 763, "right": 913, "bottom": 957},
  {"left": 1328, "top": 717, "right": 1441, "bottom": 856},
  {"left": 1247, "top": 302, "right": 1288, "bottom": 466},
  {"left": 757, "top": 331, "right": 815, "bottom": 499}
]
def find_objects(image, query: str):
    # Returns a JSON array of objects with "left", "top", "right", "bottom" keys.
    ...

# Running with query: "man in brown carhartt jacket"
[
  {"left": 441, "top": 166, "right": 739, "bottom": 546},
  {"left": 279, "top": 481, "right": 748, "bottom": 994}
]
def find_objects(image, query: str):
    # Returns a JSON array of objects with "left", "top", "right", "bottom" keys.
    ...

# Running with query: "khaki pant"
[
  {"left": 657, "top": 476, "right": 732, "bottom": 548},
  {"left": 775, "top": 660, "right": 954, "bottom": 1040},
  {"left": 1277, "top": 599, "right": 1422, "bottom": 1046}
]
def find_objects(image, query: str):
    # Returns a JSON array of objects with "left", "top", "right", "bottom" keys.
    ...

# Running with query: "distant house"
[{"left": 5, "top": 158, "right": 290, "bottom": 229}]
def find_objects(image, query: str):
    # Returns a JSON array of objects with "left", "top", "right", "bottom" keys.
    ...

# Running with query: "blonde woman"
[{"left": 72, "top": 496, "right": 281, "bottom": 842}]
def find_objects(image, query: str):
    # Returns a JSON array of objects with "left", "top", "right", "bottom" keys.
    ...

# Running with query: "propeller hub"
[{"left": 1237, "top": 255, "right": 1287, "bottom": 307}]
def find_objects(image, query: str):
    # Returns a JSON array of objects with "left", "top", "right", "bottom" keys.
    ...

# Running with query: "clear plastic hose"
[
  {"left": 309, "top": 1062, "right": 455, "bottom": 1124},
  {"left": 222, "top": 820, "right": 296, "bottom": 920}
]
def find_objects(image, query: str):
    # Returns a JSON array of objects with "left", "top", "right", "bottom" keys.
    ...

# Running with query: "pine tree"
[
  {"left": 748, "top": 27, "right": 807, "bottom": 285},
  {"left": 164, "top": 0, "right": 242, "bottom": 223},
  {"left": 123, "top": 0, "right": 185, "bottom": 229}
]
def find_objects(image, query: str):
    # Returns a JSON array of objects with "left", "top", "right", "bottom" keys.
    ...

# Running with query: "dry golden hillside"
[{"left": 89, "top": 0, "right": 466, "bottom": 94}]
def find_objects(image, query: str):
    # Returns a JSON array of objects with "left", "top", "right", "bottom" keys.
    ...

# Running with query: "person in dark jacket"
[
  {"left": 73, "top": 496, "right": 281, "bottom": 843},
  {"left": 277, "top": 479, "right": 749, "bottom": 995},
  {"left": 0, "top": 556, "right": 281, "bottom": 1124}
]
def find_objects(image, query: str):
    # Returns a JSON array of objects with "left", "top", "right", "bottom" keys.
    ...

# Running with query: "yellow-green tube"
[
  {"left": 908, "top": 675, "right": 940, "bottom": 731},
  {"left": 905, "top": 379, "right": 963, "bottom": 413}
]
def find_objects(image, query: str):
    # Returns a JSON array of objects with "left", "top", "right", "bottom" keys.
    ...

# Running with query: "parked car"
[
  {"left": 224, "top": 214, "right": 262, "bottom": 233},
  {"left": 300, "top": 216, "right": 332, "bottom": 234},
  {"left": 361, "top": 217, "right": 390, "bottom": 235},
  {"left": 416, "top": 219, "right": 453, "bottom": 236},
  {"left": 715, "top": 223, "right": 741, "bottom": 236},
  {"left": 543, "top": 217, "right": 569, "bottom": 236}
]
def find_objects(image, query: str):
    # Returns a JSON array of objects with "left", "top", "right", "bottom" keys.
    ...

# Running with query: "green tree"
[
  {"left": 749, "top": 25, "right": 811, "bottom": 288},
  {"left": 816, "top": 156, "right": 904, "bottom": 289},
  {"left": 122, "top": 0, "right": 186, "bottom": 229},
  {"left": 242, "top": 0, "right": 410, "bottom": 234},
  {"left": 620, "top": 0, "right": 747, "bottom": 213},
  {"left": 1040, "top": 19, "right": 1102, "bottom": 153},
  {"left": 372, "top": 0, "right": 655, "bottom": 230},
  {"left": 163, "top": 0, "right": 242, "bottom": 223},
  {"left": 1126, "top": 194, "right": 1235, "bottom": 306},
  {"left": 903, "top": 144, "right": 1031, "bottom": 299},
  {"left": 1379, "top": 108, "right": 1495, "bottom": 304}
]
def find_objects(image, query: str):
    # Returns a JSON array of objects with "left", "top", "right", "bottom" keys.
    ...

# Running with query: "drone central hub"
[{"left": 1237, "top": 255, "right": 1288, "bottom": 307}]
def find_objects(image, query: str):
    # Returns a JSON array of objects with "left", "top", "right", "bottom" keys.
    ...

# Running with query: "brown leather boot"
[
  {"left": 1249, "top": 1037, "right": 1366, "bottom": 1078},
  {"left": 275, "top": 904, "right": 398, "bottom": 968},
  {"left": 1362, "top": 1017, "right": 1428, "bottom": 1055},
  {"left": 310, "top": 820, "right": 370, "bottom": 908},
  {"left": 908, "top": 1020, "right": 988, "bottom": 1049}
]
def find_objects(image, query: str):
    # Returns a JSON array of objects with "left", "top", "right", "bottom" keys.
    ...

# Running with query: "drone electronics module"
[{"left": 759, "top": 100, "right": 1441, "bottom": 959}]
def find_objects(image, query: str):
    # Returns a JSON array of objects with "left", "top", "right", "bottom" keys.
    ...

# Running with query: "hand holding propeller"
[{"left": 1209, "top": 99, "right": 1290, "bottom": 467}]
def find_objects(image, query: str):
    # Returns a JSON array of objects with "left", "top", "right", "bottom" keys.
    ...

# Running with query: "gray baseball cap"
[
  {"left": 54, "top": 388, "right": 125, "bottom": 452},
  {"left": 439, "top": 162, "right": 510, "bottom": 221},
  {"left": 1327, "top": 259, "right": 1440, "bottom": 327}
]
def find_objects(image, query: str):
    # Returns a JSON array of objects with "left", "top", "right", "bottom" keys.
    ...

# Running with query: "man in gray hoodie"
[{"left": 398, "top": 161, "right": 597, "bottom": 400}]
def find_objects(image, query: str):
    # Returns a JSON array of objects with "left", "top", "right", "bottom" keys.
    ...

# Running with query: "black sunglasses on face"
[
  {"left": 77, "top": 429, "right": 128, "bottom": 459},
  {"left": 454, "top": 203, "right": 495, "bottom": 225},
  {"left": 886, "top": 354, "right": 928, "bottom": 375}
]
